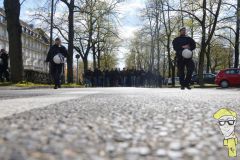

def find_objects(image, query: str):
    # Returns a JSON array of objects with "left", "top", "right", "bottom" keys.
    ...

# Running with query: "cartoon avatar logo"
[{"left": 213, "top": 108, "right": 238, "bottom": 157}]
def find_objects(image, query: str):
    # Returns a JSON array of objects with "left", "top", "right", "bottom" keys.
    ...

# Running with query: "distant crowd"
[{"left": 83, "top": 68, "right": 164, "bottom": 87}]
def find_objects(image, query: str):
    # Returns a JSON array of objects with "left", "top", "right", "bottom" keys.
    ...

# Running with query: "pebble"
[
  {"left": 169, "top": 141, "right": 183, "bottom": 150},
  {"left": 127, "top": 147, "right": 150, "bottom": 156},
  {"left": 185, "top": 148, "right": 199, "bottom": 156},
  {"left": 156, "top": 149, "right": 167, "bottom": 157}
]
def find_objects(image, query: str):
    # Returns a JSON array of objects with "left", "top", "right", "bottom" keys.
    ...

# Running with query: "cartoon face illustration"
[
  {"left": 218, "top": 115, "right": 236, "bottom": 138},
  {"left": 213, "top": 108, "right": 238, "bottom": 158}
]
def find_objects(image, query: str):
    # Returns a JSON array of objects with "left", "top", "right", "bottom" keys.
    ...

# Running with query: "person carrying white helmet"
[
  {"left": 46, "top": 38, "right": 68, "bottom": 89},
  {"left": 172, "top": 27, "right": 196, "bottom": 90}
]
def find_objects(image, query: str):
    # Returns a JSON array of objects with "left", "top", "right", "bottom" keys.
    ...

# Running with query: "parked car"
[
  {"left": 191, "top": 73, "right": 216, "bottom": 84},
  {"left": 167, "top": 77, "right": 180, "bottom": 85},
  {"left": 215, "top": 68, "right": 240, "bottom": 88}
]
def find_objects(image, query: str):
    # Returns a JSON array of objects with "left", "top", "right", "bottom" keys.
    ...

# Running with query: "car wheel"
[{"left": 220, "top": 80, "right": 229, "bottom": 88}]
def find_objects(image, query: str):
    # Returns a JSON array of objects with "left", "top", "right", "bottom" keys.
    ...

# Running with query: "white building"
[{"left": 0, "top": 8, "right": 49, "bottom": 73}]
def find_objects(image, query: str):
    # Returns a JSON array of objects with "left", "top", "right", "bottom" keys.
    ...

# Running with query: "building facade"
[{"left": 0, "top": 8, "right": 50, "bottom": 83}]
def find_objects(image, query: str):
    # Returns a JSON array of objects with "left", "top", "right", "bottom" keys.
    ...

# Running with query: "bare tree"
[
  {"left": 57, "top": 0, "right": 75, "bottom": 83},
  {"left": 4, "top": 0, "right": 24, "bottom": 83},
  {"left": 169, "top": 0, "right": 222, "bottom": 86}
]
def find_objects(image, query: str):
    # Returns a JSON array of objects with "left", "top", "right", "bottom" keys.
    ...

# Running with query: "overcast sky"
[{"left": 116, "top": 0, "right": 145, "bottom": 68}]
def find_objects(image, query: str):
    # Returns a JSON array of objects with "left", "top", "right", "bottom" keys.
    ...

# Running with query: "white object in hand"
[
  {"left": 182, "top": 49, "right": 193, "bottom": 59},
  {"left": 53, "top": 53, "right": 64, "bottom": 64}
]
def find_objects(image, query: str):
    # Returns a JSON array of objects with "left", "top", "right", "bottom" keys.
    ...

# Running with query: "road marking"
[{"left": 0, "top": 91, "right": 98, "bottom": 118}]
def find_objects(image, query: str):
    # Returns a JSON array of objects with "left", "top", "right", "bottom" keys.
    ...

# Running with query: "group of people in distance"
[
  {"left": 83, "top": 68, "right": 163, "bottom": 87},
  {"left": 46, "top": 27, "right": 196, "bottom": 90}
]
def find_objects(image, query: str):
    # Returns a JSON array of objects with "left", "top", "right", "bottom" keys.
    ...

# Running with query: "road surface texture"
[{"left": 0, "top": 87, "right": 239, "bottom": 160}]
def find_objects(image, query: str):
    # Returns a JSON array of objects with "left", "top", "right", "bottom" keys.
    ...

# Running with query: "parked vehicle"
[
  {"left": 215, "top": 68, "right": 240, "bottom": 88},
  {"left": 191, "top": 73, "right": 216, "bottom": 84},
  {"left": 167, "top": 77, "right": 180, "bottom": 85}
]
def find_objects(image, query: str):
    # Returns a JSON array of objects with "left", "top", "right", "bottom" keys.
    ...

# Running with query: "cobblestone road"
[{"left": 0, "top": 88, "right": 239, "bottom": 160}]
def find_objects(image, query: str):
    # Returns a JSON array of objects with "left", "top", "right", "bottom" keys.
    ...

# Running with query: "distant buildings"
[{"left": 0, "top": 8, "right": 49, "bottom": 74}]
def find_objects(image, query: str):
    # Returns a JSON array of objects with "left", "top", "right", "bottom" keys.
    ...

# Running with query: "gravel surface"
[{"left": 0, "top": 88, "right": 239, "bottom": 160}]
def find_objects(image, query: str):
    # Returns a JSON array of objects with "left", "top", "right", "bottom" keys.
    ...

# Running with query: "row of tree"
[
  {"left": 3, "top": 0, "right": 122, "bottom": 83},
  {"left": 33, "top": 0, "right": 123, "bottom": 83},
  {"left": 125, "top": 0, "right": 240, "bottom": 86}
]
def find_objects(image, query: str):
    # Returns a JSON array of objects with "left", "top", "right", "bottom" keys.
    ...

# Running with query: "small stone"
[
  {"left": 159, "top": 131, "right": 168, "bottom": 136},
  {"left": 114, "top": 133, "right": 132, "bottom": 142},
  {"left": 185, "top": 148, "right": 199, "bottom": 156},
  {"left": 127, "top": 147, "right": 150, "bottom": 156},
  {"left": 10, "top": 149, "right": 26, "bottom": 160},
  {"left": 106, "top": 143, "right": 115, "bottom": 152},
  {"left": 169, "top": 142, "right": 183, "bottom": 150},
  {"left": 168, "top": 150, "right": 183, "bottom": 159},
  {"left": 156, "top": 149, "right": 167, "bottom": 157}
]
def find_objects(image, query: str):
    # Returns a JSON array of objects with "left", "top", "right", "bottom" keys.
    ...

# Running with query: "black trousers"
[
  {"left": 50, "top": 63, "right": 63, "bottom": 85},
  {"left": 177, "top": 58, "right": 195, "bottom": 86},
  {"left": 0, "top": 66, "right": 9, "bottom": 82}
]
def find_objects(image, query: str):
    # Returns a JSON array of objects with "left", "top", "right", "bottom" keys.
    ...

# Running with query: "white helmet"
[
  {"left": 182, "top": 49, "right": 193, "bottom": 59},
  {"left": 53, "top": 53, "right": 64, "bottom": 64}
]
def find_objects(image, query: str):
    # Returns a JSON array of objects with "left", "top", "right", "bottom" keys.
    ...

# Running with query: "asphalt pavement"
[{"left": 0, "top": 87, "right": 239, "bottom": 160}]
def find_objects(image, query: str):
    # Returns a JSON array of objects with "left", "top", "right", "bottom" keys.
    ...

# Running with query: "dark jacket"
[
  {"left": 172, "top": 35, "right": 196, "bottom": 59},
  {"left": 0, "top": 52, "right": 9, "bottom": 68},
  {"left": 46, "top": 45, "right": 68, "bottom": 63}
]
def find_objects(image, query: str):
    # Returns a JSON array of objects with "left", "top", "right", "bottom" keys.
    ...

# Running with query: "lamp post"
[
  {"left": 75, "top": 54, "right": 80, "bottom": 84},
  {"left": 50, "top": 0, "right": 54, "bottom": 47},
  {"left": 48, "top": 0, "right": 54, "bottom": 85}
]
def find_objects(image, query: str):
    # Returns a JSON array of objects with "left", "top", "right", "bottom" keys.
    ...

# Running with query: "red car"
[{"left": 215, "top": 68, "right": 240, "bottom": 88}]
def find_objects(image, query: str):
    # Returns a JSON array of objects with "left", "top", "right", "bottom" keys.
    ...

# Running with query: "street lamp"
[
  {"left": 75, "top": 54, "right": 80, "bottom": 84},
  {"left": 50, "top": 0, "right": 54, "bottom": 47},
  {"left": 48, "top": 0, "right": 54, "bottom": 85}
]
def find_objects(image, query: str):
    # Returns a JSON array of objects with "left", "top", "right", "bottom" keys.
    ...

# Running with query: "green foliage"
[
  {"left": 210, "top": 41, "right": 232, "bottom": 72},
  {"left": 15, "top": 81, "right": 47, "bottom": 87},
  {"left": 100, "top": 53, "right": 118, "bottom": 70}
]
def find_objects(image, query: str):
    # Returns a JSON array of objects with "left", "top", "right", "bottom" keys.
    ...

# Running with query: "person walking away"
[
  {"left": 122, "top": 68, "right": 127, "bottom": 87},
  {"left": 0, "top": 49, "right": 10, "bottom": 82},
  {"left": 172, "top": 27, "right": 196, "bottom": 90},
  {"left": 140, "top": 68, "right": 146, "bottom": 87},
  {"left": 0, "top": 50, "right": 4, "bottom": 82},
  {"left": 46, "top": 38, "right": 68, "bottom": 89}
]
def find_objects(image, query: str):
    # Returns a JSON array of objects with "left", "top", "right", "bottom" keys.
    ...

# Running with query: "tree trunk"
[
  {"left": 172, "top": 57, "right": 176, "bottom": 87},
  {"left": 180, "top": 0, "right": 184, "bottom": 27},
  {"left": 190, "top": 0, "right": 194, "bottom": 38},
  {"left": 97, "top": 42, "right": 101, "bottom": 69},
  {"left": 166, "top": 36, "right": 174, "bottom": 86},
  {"left": 206, "top": 45, "right": 211, "bottom": 73},
  {"left": 150, "top": 35, "right": 155, "bottom": 72},
  {"left": 4, "top": 0, "right": 24, "bottom": 83},
  {"left": 67, "top": 0, "right": 74, "bottom": 83},
  {"left": 157, "top": 41, "right": 160, "bottom": 74},
  {"left": 163, "top": 48, "right": 166, "bottom": 79},
  {"left": 198, "top": 0, "right": 207, "bottom": 86},
  {"left": 198, "top": 42, "right": 206, "bottom": 86},
  {"left": 83, "top": 57, "right": 88, "bottom": 74},
  {"left": 92, "top": 43, "right": 97, "bottom": 69},
  {"left": 234, "top": 0, "right": 240, "bottom": 68}
]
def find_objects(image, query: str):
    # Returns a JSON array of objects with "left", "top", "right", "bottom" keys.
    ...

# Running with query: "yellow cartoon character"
[{"left": 213, "top": 108, "right": 238, "bottom": 157}]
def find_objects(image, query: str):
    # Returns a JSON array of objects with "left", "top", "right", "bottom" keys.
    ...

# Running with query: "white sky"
[{"left": 117, "top": 0, "right": 145, "bottom": 68}]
